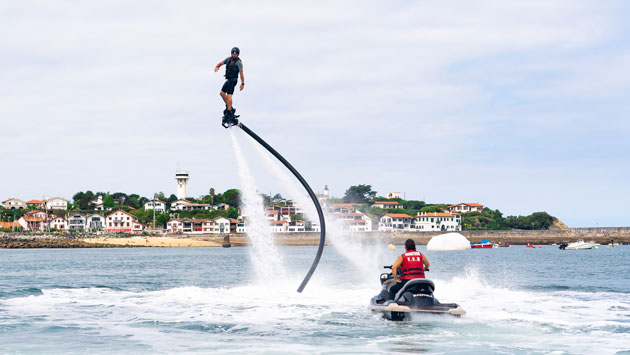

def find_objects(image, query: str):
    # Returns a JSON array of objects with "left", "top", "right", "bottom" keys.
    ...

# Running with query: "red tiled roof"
[
  {"left": 449, "top": 203, "right": 483, "bottom": 208},
  {"left": 374, "top": 201, "right": 399, "bottom": 205},
  {"left": 385, "top": 213, "right": 413, "bottom": 218},
  {"left": 26, "top": 210, "right": 45, "bottom": 215},
  {"left": 332, "top": 203, "right": 359, "bottom": 208},
  {"left": 417, "top": 212, "right": 459, "bottom": 217},
  {"left": 0, "top": 221, "right": 19, "bottom": 228},
  {"left": 26, "top": 200, "right": 43, "bottom": 204}
]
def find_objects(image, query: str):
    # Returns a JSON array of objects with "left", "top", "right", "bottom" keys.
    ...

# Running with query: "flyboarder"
[{"left": 214, "top": 47, "right": 244, "bottom": 127}]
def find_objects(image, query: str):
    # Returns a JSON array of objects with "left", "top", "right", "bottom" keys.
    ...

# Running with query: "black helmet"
[{"left": 231, "top": 47, "right": 240, "bottom": 55}]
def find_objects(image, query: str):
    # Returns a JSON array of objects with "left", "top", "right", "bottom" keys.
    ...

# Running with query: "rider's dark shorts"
[{"left": 221, "top": 78, "right": 238, "bottom": 95}]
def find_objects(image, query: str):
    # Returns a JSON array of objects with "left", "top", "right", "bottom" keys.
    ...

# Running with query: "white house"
[
  {"left": 326, "top": 203, "right": 359, "bottom": 214},
  {"left": 45, "top": 197, "right": 69, "bottom": 210},
  {"left": 215, "top": 203, "right": 230, "bottom": 210},
  {"left": 213, "top": 217, "right": 231, "bottom": 234},
  {"left": 270, "top": 220, "right": 288, "bottom": 232},
  {"left": 265, "top": 209, "right": 280, "bottom": 221},
  {"left": 18, "top": 211, "right": 47, "bottom": 231},
  {"left": 288, "top": 220, "right": 305, "bottom": 232},
  {"left": 173, "top": 218, "right": 214, "bottom": 234},
  {"left": 144, "top": 199, "right": 166, "bottom": 213},
  {"left": 91, "top": 195, "right": 105, "bottom": 211},
  {"left": 386, "top": 192, "right": 401, "bottom": 199},
  {"left": 26, "top": 210, "right": 48, "bottom": 219},
  {"left": 414, "top": 212, "right": 461, "bottom": 232},
  {"left": 447, "top": 203, "right": 484, "bottom": 213},
  {"left": 86, "top": 214, "right": 105, "bottom": 231},
  {"left": 67, "top": 214, "right": 87, "bottom": 231},
  {"left": 167, "top": 219, "right": 183, "bottom": 233},
  {"left": 170, "top": 199, "right": 191, "bottom": 211},
  {"left": 180, "top": 203, "right": 211, "bottom": 211},
  {"left": 25, "top": 200, "right": 44, "bottom": 208},
  {"left": 371, "top": 201, "right": 402, "bottom": 209},
  {"left": 2, "top": 198, "right": 27, "bottom": 210},
  {"left": 48, "top": 216, "right": 68, "bottom": 231},
  {"left": 378, "top": 213, "right": 414, "bottom": 231},
  {"left": 344, "top": 219, "right": 373, "bottom": 232},
  {"left": 105, "top": 210, "right": 144, "bottom": 234},
  {"left": 236, "top": 218, "right": 248, "bottom": 233}
]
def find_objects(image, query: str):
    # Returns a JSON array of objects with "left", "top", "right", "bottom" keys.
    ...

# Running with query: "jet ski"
[{"left": 369, "top": 266, "right": 466, "bottom": 321}]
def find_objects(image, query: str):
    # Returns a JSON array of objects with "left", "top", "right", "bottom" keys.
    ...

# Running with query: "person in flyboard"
[
  {"left": 214, "top": 47, "right": 244, "bottom": 124},
  {"left": 388, "top": 239, "right": 430, "bottom": 300}
]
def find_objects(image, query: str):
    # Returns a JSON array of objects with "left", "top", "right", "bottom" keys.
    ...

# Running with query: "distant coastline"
[{"left": 1, "top": 228, "right": 629, "bottom": 248}]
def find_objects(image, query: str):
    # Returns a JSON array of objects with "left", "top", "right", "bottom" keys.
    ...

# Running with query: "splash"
[
  {"left": 244, "top": 133, "right": 383, "bottom": 282},
  {"left": 230, "top": 129, "right": 285, "bottom": 280}
]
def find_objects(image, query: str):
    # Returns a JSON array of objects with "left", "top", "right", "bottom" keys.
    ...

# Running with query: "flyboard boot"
[{"left": 221, "top": 107, "right": 240, "bottom": 128}]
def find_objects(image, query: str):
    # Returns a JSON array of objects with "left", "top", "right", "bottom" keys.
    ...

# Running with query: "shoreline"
[{"left": 1, "top": 230, "right": 629, "bottom": 248}]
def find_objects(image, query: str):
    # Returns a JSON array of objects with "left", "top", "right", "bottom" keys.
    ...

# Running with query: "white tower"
[
  {"left": 175, "top": 170, "right": 189, "bottom": 200},
  {"left": 323, "top": 185, "right": 329, "bottom": 200}
]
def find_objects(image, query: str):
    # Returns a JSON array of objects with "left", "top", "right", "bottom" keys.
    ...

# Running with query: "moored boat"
[
  {"left": 559, "top": 239, "right": 595, "bottom": 250},
  {"left": 470, "top": 240, "right": 494, "bottom": 249}
]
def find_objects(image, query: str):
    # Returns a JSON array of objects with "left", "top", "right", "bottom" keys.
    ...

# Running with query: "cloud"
[{"left": 1, "top": 0, "right": 629, "bottom": 226}]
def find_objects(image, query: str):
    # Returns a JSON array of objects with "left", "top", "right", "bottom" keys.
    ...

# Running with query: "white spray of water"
[
  {"left": 244, "top": 133, "right": 383, "bottom": 282},
  {"left": 230, "top": 129, "right": 285, "bottom": 280}
]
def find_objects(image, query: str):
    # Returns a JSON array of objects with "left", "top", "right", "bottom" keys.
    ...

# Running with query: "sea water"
[{"left": 0, "top": 245, "right": 628, "bottom": 354}]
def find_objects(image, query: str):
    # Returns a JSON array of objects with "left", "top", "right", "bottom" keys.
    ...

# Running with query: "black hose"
[{"left": 236, "top": 122, "right": 326, "bottom": 293}]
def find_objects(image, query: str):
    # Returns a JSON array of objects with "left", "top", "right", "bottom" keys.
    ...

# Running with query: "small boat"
[
  {"left": 559, "top": 239, "right": 595, "bottom": 250},
  {"left": 470, "top": 240, "right": 494, "bottom": 249},
  {"left": 526, "top": 244, "right": 535, "bottom": 248}
]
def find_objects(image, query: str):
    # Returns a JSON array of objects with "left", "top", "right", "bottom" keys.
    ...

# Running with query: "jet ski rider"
[
  {"left": 388, "top": 239, "right": 430, "bottom": 300},
  {"left": 214, "top": 47, "right": 244, "bottom": 121}
]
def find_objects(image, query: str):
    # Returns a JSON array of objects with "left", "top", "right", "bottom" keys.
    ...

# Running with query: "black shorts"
[{"left": 221, "top": 78, "right": 238, "bottom": 95}]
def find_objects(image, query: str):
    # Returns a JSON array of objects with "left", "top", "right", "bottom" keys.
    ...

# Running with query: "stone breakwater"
[
  {"left": 0, "top": 235, "right": 130, "bottom": 248},
  {"left": 261, "top": 229, "right": 630, "bottom": 246},
  {"left": 2, "top": 229, "right": 629, "bottom": 248}
]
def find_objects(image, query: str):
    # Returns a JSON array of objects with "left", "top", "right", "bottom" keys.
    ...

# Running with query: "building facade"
[
  {"left": 2, "top": 198, "right": 27, "bottom": 210},
  {"left": 447, "top": 203, "right": 484, "bottom": 213}
]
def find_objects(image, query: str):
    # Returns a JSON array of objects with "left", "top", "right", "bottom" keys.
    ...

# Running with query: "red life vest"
[{"left": 400, "top": 250, "right": 425, "bottom": 280}]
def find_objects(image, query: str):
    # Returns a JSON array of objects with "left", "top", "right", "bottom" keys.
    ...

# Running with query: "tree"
[
  {"left": 343, "top": 184, "right": 376, "bottom": 204},
  {"left": 223, "top": 189, "right": 240, "bottom": 206},
  {"left": 227, "top": 206, "right": 239, "bottom": 219},
  {"left": 406, "top": 200, "right": 425, "bottom": 210},
  {"left": 209, "top": 188, "right": 215, "bottom": 205},
  {"left": 112, "top": 192, "right": 127, "bottom": 207},
  {"left": 103, "top": 195, "right": 116, "bottom": 209},
  {"left": 420, "top": 204, "right": 447, "bottom": 213}
]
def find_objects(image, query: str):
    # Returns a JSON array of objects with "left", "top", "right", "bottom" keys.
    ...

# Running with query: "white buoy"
[{"left": 427, "top": 232, "right": 471, "bottom": 250}]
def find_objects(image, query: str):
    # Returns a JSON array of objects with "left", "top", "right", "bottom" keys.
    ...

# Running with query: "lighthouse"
[{"left": 175, "top": 170, "right": 189, "bottom": 200}]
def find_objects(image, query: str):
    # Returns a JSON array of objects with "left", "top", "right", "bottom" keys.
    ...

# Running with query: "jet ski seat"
[{"left": 394, "top": 279, "right": 436, "bottom": 302}]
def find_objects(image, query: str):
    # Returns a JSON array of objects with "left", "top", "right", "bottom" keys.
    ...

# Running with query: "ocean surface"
[{"left": 0, "top": 243, "right": 628, "bottom": 354}]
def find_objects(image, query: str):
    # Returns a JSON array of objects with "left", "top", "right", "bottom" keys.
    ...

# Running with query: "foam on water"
[{"left": 2, "top": 270, "right": 628, "bottom": 354}]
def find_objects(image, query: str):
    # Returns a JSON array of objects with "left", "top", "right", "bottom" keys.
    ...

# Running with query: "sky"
[{"left": 1, "top": 1, "right": 629, "bottom": 227}]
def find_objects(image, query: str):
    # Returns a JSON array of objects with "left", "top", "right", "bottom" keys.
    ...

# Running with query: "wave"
[{"left": 0, "top": 272, "right": 628, "bottom": 354}]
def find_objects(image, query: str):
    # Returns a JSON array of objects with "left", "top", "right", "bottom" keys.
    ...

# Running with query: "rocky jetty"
[{"left": 0, "top": 235, "right": 130, "bottom": 248}]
